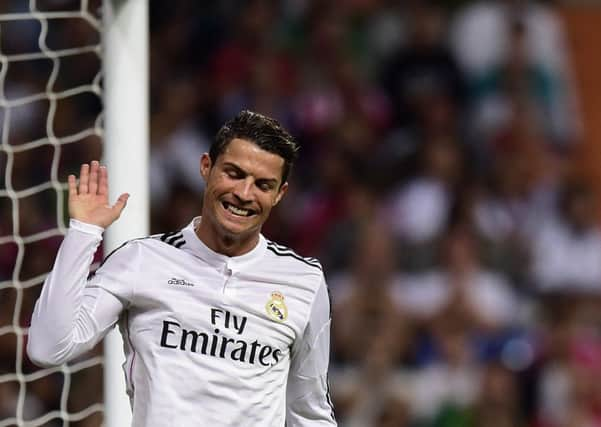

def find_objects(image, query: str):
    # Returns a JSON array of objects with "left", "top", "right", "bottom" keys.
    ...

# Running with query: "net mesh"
[{"left": 1, "top": 1, "right": 104, "bottom": 426}]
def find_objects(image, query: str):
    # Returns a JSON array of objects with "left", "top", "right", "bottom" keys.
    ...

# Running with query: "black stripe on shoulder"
[
  {"left": 267, "top": 241, "right": 296, "bottom": 253},
  {"left": 156, "top": 231, "right": 187, "bottom": 249},
  {"left": 265, "top": 243, "right": 322, "bottom": 271},
  {"left": 98, "top": 236, "right": 154, "bottom": 268},
  {"left": 166, "top": 233, "right": 184, "bottom": 245},
  {"left": 266, "top": 241, "right": 322, "bottom": 265},
  {"left": 160, "top": 231, "right": 178, "bottom": 242}
]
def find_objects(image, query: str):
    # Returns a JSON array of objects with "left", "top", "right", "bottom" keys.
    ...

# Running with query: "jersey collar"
[{"left": 181, "top": 217, "right": 267, "bottom": 273}]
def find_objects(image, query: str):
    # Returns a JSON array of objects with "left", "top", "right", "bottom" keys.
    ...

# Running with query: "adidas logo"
[{"left": 168, "top": 278, "right": 195, "bottom": 287}]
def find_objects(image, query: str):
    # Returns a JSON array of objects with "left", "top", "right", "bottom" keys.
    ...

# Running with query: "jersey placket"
[{"left": 221, "top": 263, "right": 234, "bottom": 295}]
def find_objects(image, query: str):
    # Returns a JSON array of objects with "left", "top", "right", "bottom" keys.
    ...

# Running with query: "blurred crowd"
[{"left": 2, "top": 0, "right": 601, "bottom": 426}]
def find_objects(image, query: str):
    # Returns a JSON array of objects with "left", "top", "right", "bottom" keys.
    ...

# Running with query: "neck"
[{"left": 194, "top": 218, "right": 259, "bottom": 257}]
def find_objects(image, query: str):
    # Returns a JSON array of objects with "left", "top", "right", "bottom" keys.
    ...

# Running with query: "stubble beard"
[{"left": 212, "top": 204, "right": 262, "bottom": 252}]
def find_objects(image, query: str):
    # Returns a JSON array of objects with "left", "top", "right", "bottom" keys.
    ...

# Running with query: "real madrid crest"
[{"left": 266, "top": 291, "right": 288, "bottom": 322}]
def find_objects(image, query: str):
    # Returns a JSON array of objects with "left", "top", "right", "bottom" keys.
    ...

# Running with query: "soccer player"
[{"left": 28, "top": 111, "right": 337, "bottom": 426}]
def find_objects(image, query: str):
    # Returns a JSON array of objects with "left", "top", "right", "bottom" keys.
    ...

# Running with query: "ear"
[
  {"left": 200, "top": 153, "right": 212, "bottom": 181},
  {"left": 273, "top": 182, "right": 288, "bottom": 206}
]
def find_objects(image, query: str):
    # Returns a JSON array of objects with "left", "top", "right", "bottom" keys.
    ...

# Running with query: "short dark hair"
[{"left": 211, "top": 110, "right": 299, "bottom": 184}]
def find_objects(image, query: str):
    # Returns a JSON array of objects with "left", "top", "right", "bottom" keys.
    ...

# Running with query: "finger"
[
  {"left": 79, "top": 163, "right": 90, "bottom": 194},
  {"left": 88, "top": 160, "right": 99, "bottom": 195},
  {"left": 111, "top": 193, "right": 130, "bottom": 218},
  {"left": 68, "top": 175, "right": 77, "bottom": 198},
  {"left": 98, "top": 166, "right": 108, "bottom": 196}
]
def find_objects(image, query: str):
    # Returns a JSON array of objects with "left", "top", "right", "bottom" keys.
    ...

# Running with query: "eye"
[
  {"left": 258, "top": 182, "right": 273, "bottom": 192},
  {"left": 225, "top": 169, "right": 241, "bottom": 179}
]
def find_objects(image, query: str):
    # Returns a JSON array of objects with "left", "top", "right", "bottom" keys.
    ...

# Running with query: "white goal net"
[{"left": 0, "top": 1, "right": 105, "bottom": 426}]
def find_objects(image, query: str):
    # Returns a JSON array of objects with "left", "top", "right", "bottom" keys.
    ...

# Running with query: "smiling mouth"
[{"left": 222, "top": 201, "right": 255, "bottom": 217}]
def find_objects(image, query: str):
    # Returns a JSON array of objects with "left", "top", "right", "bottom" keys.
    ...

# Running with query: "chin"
[{"left": 217, "top": 218, "right": 259, "bottom": 239}]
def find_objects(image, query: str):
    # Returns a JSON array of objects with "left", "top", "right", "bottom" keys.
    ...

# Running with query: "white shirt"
[
  {"left": 386, "top": 178, "right": 451, "bottom": 243},
  {"left": 530, "top": 217, "right": 601, "bottom": 293},
  {"left": 28, "top": 218, "right": 336, "bottom": 427},
  {"left": 393, "top": 270, "right": 518, "bottom": 327}
]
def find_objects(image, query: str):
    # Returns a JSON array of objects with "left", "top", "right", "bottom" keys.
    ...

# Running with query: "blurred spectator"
[
  {"left": 530, "top": 178, "right": 601, "bottom": 293},
  {"left": 319, "top": 180, "right": 379, "bottom": 273},
  {"left": 430, "top": 361, "right": 525, "bottom": 427},
  {"left": 536, "top": 295, "right": 601, "bottom": 427},
  {"left": 451, "top": 0, "right": 581, "bottom": 147},
  {"left": 473, "top": 109, "right": 561, "bottom": 282},
  {"left": 469, "top": 362, "right": 525, "bottom": 427},
  {"left": 151, "top": 183, "right": 204, "bottom": 233},
  {"left": 150, "top": 76, "right": 210, "bottom": 207},
  {"left": 329, "top": 220, "right": 412, "bottom": 424},
  {"left": 384, "top": 135, "right": 468, "bottom": 270},
  {"left": 394, "top": 226, "right": 520, "bottom": 360},
  {"left": 288, "top": 145, "right": 357, "bottom": 256},
  {"left": 408, "top": 303, "right": 481, "bottom": 424},
  {"left": 375, "top": 392, "right": 413, "bottom": 427},
  {"left": 381, "top": 2, "right": 466, "bottom": 130},
  {"left": 362, "top": 1, "right": 407, "bottom": 72}
]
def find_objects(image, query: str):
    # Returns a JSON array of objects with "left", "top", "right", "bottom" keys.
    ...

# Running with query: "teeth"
[{"left": 225, "top": 203, "right": 251, "bottom": 216}]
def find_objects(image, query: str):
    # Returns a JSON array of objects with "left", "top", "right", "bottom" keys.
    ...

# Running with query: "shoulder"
[
  {"left": 261, "top": 239, "right": 326, "bottom": 298},
  {"left": 262, "top": 239, "right": 330, "bottom": 310},
  {"left": 100, "top": 229, "right": 187, "bottom": 266},
  {"left": 264, "top": 239, "right": 324, "bottom": 275}
]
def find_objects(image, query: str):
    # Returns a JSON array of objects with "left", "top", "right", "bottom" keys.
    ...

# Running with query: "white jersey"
[{"left": 28, "top": 218, "right": 336, "bottom": 427}]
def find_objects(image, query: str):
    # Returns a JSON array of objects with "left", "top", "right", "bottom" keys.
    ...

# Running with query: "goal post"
[{"left": 102, "top": 0, "right": 149, "bottom": 427}]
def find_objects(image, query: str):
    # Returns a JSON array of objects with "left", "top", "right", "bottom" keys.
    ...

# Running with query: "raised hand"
[{"left": 68, "top": 161, "right": 129, "bottom": 228}]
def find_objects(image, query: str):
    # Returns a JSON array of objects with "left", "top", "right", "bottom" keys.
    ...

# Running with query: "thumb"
[{"left": 112, "top": 193, "right": 130, "bottom": 218}]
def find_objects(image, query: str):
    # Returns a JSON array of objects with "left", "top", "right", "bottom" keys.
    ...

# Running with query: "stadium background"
[{"left": 2, "top": 0, "right": 601, "bottom": 426}]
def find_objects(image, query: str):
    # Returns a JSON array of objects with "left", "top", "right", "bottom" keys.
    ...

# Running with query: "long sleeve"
[
  {"left": 286, "top": 277, "right": 337, "bottom": 426},
  {"left": 27, "top": 219, "right": 130, "bottom": 367}
]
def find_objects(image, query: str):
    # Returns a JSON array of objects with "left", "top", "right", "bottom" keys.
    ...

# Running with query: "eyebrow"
[{"left": 222, "top": 162, "right": 279, "bottom": 186}]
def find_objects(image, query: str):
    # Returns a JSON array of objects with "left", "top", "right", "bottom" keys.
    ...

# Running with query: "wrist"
[{"left": 69, "top": 219, "right": 105, "bottom": 237}]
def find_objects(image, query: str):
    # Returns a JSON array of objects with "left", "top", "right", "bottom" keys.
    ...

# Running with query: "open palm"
[{"left": 68, "top": 161, "right": 129, "bottom": 228}]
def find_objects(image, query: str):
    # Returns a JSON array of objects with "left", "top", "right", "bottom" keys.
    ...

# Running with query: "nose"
[{"left": 233, "top": 177, "right": 253, "bottom": 202}]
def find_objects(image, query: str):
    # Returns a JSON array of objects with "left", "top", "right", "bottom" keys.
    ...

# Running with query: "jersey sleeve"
[
  {"left": 286, "top": 276, "right": 337, "bottom": 426},
  {"left": 27, "top": 219, "right": 136, "bottom": 367}
]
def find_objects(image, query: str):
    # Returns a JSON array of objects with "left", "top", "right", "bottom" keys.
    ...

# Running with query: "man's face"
[{"left": 200, "top": 138, "right": 288, "bottom": 241}]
